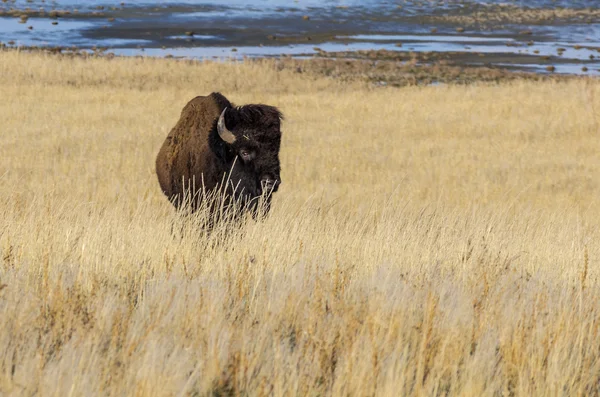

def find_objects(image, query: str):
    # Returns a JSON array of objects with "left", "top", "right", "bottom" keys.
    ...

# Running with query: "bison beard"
[{"left": 155, "top": 92, "right": 283, "bottom": 222}]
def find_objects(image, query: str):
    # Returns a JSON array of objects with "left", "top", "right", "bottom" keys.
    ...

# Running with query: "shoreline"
[
  {"left": 1, "top": 46, "right": 591, "bottom": 88},
  {"left": 1, "top": 2, "right": 599, "bottom": 76}
]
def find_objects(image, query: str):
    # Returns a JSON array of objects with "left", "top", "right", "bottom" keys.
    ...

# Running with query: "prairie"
[{"left": 0, "top": 51, "right": 599, "bottom": 396}]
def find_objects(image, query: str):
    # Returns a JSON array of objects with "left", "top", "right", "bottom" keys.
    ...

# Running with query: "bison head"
[{"left": 211, "top": 104, "right": 283, "bottom": 208}]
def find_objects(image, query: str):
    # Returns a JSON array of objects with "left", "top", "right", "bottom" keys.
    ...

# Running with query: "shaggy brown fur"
[{"left": 156, "top": 92, "right": 283, "bottom": 218}]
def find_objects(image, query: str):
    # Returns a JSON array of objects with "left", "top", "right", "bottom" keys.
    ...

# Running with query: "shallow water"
[{"left": 1, "top": 0, "right": 599, "bottom": 75}]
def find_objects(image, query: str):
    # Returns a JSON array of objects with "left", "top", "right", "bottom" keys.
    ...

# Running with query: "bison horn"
[{"left": 217, "top": 108, "right": 236, "bottom": 144}]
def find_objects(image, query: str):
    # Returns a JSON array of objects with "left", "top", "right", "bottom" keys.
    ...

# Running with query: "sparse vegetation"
[
  {"left": 266, "top": 52, "right": 577, "bottom": 87},
  {"left": 425, "top": 4, "right": 600, "bottom": 27},
  {"left": 0, "top": 51, "right": 599, "bottom": 396}
]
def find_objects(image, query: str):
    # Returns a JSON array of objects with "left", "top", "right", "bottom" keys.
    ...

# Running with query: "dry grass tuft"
[{"left": 0, "top": 51, "right": 599, "bottom": 396}]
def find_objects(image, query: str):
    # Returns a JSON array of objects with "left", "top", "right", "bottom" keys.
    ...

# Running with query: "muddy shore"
[
  {"left": 1, "top": 1, "right": 600, "bottom": 76},
  {"left": 1, "top": 45, "right": 586, "bottom": 89}
]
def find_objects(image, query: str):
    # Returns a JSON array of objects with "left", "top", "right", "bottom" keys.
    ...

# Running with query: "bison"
[{"left": 155, "top": 92, "right": 283, "bottom": 220}]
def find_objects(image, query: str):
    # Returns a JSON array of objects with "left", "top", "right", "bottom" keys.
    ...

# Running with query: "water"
[{"left": 1, "top": 0, "right": 599, "bottom": 75}]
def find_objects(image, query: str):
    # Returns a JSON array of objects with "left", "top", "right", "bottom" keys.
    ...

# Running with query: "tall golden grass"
[{"left": 0, "top": 50, "right": 599, "bottom": 396}]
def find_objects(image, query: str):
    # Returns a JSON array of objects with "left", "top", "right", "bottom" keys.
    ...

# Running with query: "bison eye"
[{"left": 239, "top": 149, "right": 254, "bottom": 161}]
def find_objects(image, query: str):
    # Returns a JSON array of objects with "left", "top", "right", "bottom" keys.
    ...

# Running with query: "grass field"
[{"left": 0, "top": 50, "right": 599, "bottom": 396}]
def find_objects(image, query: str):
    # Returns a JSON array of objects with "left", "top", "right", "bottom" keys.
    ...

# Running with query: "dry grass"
[{"left": 0, "top": 50, "right": 599, "bottom": 396}]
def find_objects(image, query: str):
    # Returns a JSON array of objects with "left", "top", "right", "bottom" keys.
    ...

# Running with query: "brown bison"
[{"left": 156, "top": 92, "right": 283, "bottom": 219}]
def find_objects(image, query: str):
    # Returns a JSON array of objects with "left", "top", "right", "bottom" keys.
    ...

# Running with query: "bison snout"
[{"left": 260, "top": 175, "right": 280, "bottom": 193}]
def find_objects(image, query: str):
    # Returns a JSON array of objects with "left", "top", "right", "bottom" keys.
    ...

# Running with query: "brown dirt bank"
[
  {"left": 1, "top": 46, "right": 585, "bottom": 88},
  {"left": 424, "top": 5, "right": 600, "bottom": 28},
  {"left": 0, "top": 8, "right": 108, "bottom": 19},
  {"left": 264, "top": 55, "right": 581, "bottom": 87}
]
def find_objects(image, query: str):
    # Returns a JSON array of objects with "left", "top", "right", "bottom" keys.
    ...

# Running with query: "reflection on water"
[
  {"left": 0, "top": 17, "right": 154, "bottom": 47},
  {"left": 3, "top": 0, "right": 594, "bottom": 11},
  {"left": 0, "top": 17, "right": 95, "bottom": 47},
  {"left": 489, "top": 63, "right": 599, "bottom": 75}
]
